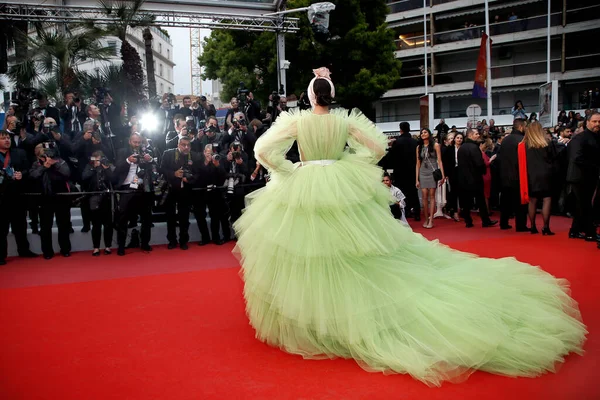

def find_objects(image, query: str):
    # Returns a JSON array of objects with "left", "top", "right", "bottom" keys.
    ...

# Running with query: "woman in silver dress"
[{"left": 415, "top": 128, "right": 445, "bottom": 228}]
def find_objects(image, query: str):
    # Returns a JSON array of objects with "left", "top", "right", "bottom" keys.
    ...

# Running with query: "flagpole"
[
  {"left": 423, "top": 0, "right": 428, "bottom": 95},
  {"left": 547, "top": 0, "right": 551, "bottom": 83},
  {"left": 485, "top": 0, "right": 492, "bottom": 122}
]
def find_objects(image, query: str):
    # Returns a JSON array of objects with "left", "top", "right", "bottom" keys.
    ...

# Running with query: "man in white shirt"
[{"left": 383, "top": 173, "right": 408, "bottom": 226}]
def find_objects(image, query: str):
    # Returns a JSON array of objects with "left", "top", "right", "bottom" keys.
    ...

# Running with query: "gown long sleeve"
[{"left": 254, "top": 111, "right": 300, "bottom": 175}]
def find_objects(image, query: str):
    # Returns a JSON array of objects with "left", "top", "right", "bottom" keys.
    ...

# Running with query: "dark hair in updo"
[{"left": 313, "top": 79, "right": 333, "bottom": 106}]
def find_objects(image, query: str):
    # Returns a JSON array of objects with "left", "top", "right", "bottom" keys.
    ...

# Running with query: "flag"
[{"left": 472, "top": 33, "right": 490, "bottom": 98}]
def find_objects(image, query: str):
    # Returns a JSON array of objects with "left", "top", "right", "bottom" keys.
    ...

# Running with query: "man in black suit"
[
  {"left": 34, "top": 94, "right": 60, "bottom": 124},
  {"left": 389, "top": 121, "right": 420, "bottom": 220},
  {"left": 60, "top": 91, "right": 86, "bottom": 140},
  {"left": 457, "top": 129, "right": 498, "bottom": 228},
  {"left": 497, "top": 119, "right": 528, "bottom": 231},
  {"left": 99, "top": 92, "right": 123, "bottom": 147},
  {"left": 160, "top": 136, "right": 201, "bottom": 250},
  {"left": 0, "top": 130, "right": 38, "bottom": 265},
  {"left": 566, "top": 111, "right": 600, "bottom": 242},
  {"left": 113, "top": 133, "right": 155, "bottom": 256}
]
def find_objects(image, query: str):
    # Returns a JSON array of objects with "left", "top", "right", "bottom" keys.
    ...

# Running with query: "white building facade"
[{"left": 377, "top": 0, "right": 600, "bottom": 132}]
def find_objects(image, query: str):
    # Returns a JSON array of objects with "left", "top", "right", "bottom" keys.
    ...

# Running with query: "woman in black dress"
[{"left": 523, "top": 121, "right": 557, "bottom": 235}]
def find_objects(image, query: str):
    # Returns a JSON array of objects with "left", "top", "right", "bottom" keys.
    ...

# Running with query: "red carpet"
[{"left": 1, "top": 217, "right": 599, "bottom": 400}]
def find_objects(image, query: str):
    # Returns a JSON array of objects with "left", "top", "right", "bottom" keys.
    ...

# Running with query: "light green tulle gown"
[{"left": 233, "top": 108, "right": 586, "bottom": 386}]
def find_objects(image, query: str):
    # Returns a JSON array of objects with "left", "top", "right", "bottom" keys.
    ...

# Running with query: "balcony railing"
[
  {"left": 394, "top": 5, "right": 599, "bottom": 50},
  {"left": 387, "top": 0, "right": 457, "bottom": 14}
]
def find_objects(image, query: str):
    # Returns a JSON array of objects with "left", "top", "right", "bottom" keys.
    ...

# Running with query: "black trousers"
[
  {"left": 116, "top": 189, "right": 152, "bottom": 250},
  {"left": 500, "top": 186, "right": 528, "bottom": 229},
  {"left": 227, "top": 192, "right": 245, "bottom": 224},
  {"left": 192, "top": 192, "right": 211, "bottom": 242},
  {"left": 80, "top": 197, "right": 92, "bottom": 229},
  {"left": 90, "top": 197, "right": 113, "bottom": 249},
  {"left": 165, "top": 190, "right": 190, "bottom": 245},
  {"left": 390, "top": 203, "right": 404, "bottom": 220},
  {"left": 0, "top": 197, "right": 31, "bottom": 260},
  {"left": 459, "top": 188, "right": 491, "bottom": 225},
  {"left": 570, "top": 182, "right": 597, "bottom": 236},
  {"left": 446, "top": 171, "right": 459, "bottom": 214},
  {"left": 396, "top": 179, "right": 420, "bottom": 218},
  {"left": 39, "top": 198, "right": 72, "bottom": 257},
  {"left": 207, "top": 190, "right": 230, "bottom": 241}
]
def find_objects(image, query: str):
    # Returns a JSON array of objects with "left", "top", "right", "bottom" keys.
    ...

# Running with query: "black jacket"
[
  {"left": 389, "top": 132, "right": 418, "bottom": 184},
  {"left": 113, "top": 147, "right": 155, "bottom": 192},
  {"left": 497, "top": 129, "right": 525, "bottom": 189},
  {"left": 566, "top": 128, "right": 600, "bottom": 184},
  {"left": 0, "top": 148, "right": 30, "bottom": 198},
  {"left": 441, "top": 144, "right": 456, "bottom": 179},
  {"left": 197, "top": 156, "right": 227, "bottom": 189},
  {"left": 60, "top": 103, "right": 87, "bottom": 135},
  {"left": 159, "top": 149, "right": 202, "bottom": 190},
  {"left": 457, "top": 139, "right": 486, "bottom": 190},
  {"left": 34, "top": 106, "right": 61, "bottom": 125},
  {"left": 29, "top": 158, "right": 71, "bottom": 196}
]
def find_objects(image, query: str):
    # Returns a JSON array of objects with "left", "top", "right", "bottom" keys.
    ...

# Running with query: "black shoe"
[
  {"left": 117, "top": 248, "right": 125, "bottom": 256},
  {"left": 500, "top": 224, "right": 512, "bottom": 230},
  {"left": 81, "top": 226, "right": 90, "bottom": 233},
  {"left": 482, "top": 220, "right": 498, "bottom": 228},
  {"left": 19, "top": 250, "right": 38, "bottom": 258},
  {"left": 0, "top": 259, "right": 6, "bottom": 266},
  {"left": 43, "top": 254, "right": 54, "bottom": 260},
  {"left": 31, "top": 226, "right": 39, "bottom": 234},
  {"left": 214, "top": 239, "right": 225, "bottom": 245},
  {"left": 104, "top": 248, "right": 112, "bottom": 255},
  {"left": 61, "top": 252, "right": 71, "bottom": 258},
  {"left": 141, "top": 244, "right": 153, "bottom": 252},
  {"left": 569, "top": 231, "right": 585, "bottom": 239},
  {"left": 584, "top": 234, "right": 600, "bottom": 242},
  {"left": 168, "top": 242, "right": 177, "bottom": 250},
  {"left": 465, "top": 222, "right": 474, "bottom": 228},
  {"left": 180, "top": 243, "right": 189, "bottom": 250},
  {"left": 414, "top": 216, "right": 421, "bottom": 222},
  {"left": 92, "top": 249, "right": 100, "bottom": 257},
  {"left": 530, "top": 226, "right": 539, "bottom": 234},
  {"left": 198, "top": 240, "right": 211, "bottom": 246},
  {"left": 516, "top": 227, "right": 529, "bottom": 232},
  {"left": 542, "top": 227, "right": 555, "bottom": 236},
  {"left": 69, "top": 227, "right": 75, "bottom": 234}
]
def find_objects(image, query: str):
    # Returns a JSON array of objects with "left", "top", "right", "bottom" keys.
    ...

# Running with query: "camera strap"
[{"left": 0, "top": 151, "right": 11, "bottom": 170}]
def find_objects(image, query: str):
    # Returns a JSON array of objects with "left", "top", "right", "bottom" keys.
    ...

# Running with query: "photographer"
[
  {"left": 26, "top": 111, "right": 44, "bottom": 135},
  {"left": 197, "top": 116, "right": 223, "bottom": 155},
  {"left": 245, "top": 92, "right": 261, "bottom": 122},
  {"left": 0, "top": 130, "right": 37, "bottom": 265},
  {"left": 29, "top": 143, "right": 72, "bottom": 260},
  {"left": 60, "top": 91, "right": 86, "bottom": 140},
  {"left": 265, "top": 91, "right": 282, "bottom": 127},
  {"left": 224, "top": 141, "right": 249, "bottom": 224},
  {"left": 160, "top": 136, "right": 201, "bottom": 250},
  {"left": 34, "top": 94, "right": 60, "bottom": 125},
  {"left": 225, "top": 97, "right": 240, "bottom": 131},
  {"left": 31, "top": 118, "right": 73, "bottom": 159},
  {"left": 223, "top": 113, "right": 257, "bottom": 161},
  {"left": 165, "top": 117, "right": 187, "bottom": 150},
  {"left": 196, "top": 145, "right": 230, "bottom": 245},
  {"left": 113, "top": 133, "right": 155, "bottom": 255},
  {"left": 98, "top": 91, "right": 123, "bottom": 146},
  {"left": 193, "top": 96, "right": 216, "bottom": 129},
  {"left": 82, "top": 151, "right": 114, "bottom": 256}
]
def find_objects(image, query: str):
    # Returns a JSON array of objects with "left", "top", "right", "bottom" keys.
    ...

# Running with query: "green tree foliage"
[{"left": 198, "top": 0, "right": 401, "bottom": 117}]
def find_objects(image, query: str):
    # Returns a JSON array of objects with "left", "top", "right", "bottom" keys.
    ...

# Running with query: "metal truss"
[
  {"left": 190, "top": 28, "right": 203, "bottom": 97},
  {"left": 0, "top": 3, "right": 300, "bottom": 32}
]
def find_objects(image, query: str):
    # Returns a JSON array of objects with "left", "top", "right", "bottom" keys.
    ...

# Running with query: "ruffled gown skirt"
[{"left": 233, "top": 153, "right": 586, "bottom": 386}]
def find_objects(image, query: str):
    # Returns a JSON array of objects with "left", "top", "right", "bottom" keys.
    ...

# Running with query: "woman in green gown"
[{"left": 233, "top": 68, "right": 586, "bottom": 386}]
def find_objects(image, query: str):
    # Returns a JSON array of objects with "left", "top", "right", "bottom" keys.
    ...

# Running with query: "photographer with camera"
[
  {"left": 245, "top": 92, "right": 261, "bottom": 123},
  {"left": 193, "top": 96, "right": 216, "bottom": 130},
  {"left": 223, "top": 112, "right": 257, "bottom": 158},
  {"left": 224, "top": 141, "right": 249, "bottom": 224},
  {"left": 165, "top": 117, "right": 188, "bottom": 150},
  {"left": 264, "top": 91, "right": 283, "bottom": 127},
  {"left": 31, "top": 117, "right": 73, "bottom": 159},
  {"left": 114, "top": 133, "right": 155, "bottom": 256},
  {"left": 61, "top": 91, "right": 86, "bottom": 140},
  {"left": 195, "top": 144, "right": 230, "bottom": 245},
  {"left": 98, "top": 91, "right": 123, "bottom": 147},
  {"left": 0, "top": 130, "right": 38, "bottom": 265},
  {"left": 82, "top": 150, "right": 115, "bottom": 256},
  {"left": 34, "top": 94, "right": 60, "bottom": 125},
  {"left": 160, "top": 136, "right": 201, "bottom": 250},
  {"left": 225, "top": 97, "right": 241, "bottom": 131},
  {"left": 196, "top": 116, "right": 223, "bottom": 155},
  {"left": 30, "top": 143, "right": 72, "bottom": 259}
]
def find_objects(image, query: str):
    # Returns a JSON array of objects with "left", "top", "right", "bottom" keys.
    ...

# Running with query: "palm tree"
[
  {"left": 143, "top": 28, "right": 156, "bottom": 99},
  {"left": 8, "top": 25, "right": 114, "bottom": 97},
  {"left": 93, "top": 0, "right": 155, "bottom": 103},
  {"left": 79, "top": 64, "right": 129, "bottom": 105}
]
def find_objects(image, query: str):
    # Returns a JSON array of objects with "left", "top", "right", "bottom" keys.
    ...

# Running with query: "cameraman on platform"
[
  {"left": 30, "top": 142, "right": 72, "bottom": 260},
  {"left": 165, "top": 117, "right": 187, "bottom": 150},
  {"left": 160, "top": 136, "right": 201, "bottom": 250},
  {"left": 197, "top": 116, "right": 223, "bottom": 155},
  {"left": 98, "top": 91, "right": 123, "bottom": 147},
  {"left": 224, "top": 141, "right": 248, "bottom": 224},
  {"left": 82, "top": 150, "right": 115, "bottom": 256},
  {"left": 0, "top": 130, "right": 37, "bottom": 265},
  {"left": 114, "top": 133, "right": 155, "bottom": 256},
  {"left": 31, "top": 118, "right": 72, "bottom": 157},
  {"left": 196, "top": 145, "right": 230, "bottom": 245},
  {"left": 60, "top": 91, "right": 86, "bottom": 140},
  {"left": 223, "top": 112, "right": 257, "bottom": 160}
]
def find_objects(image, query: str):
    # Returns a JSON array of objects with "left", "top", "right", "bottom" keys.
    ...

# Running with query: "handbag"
[{"left": 425, "top": 150, "right": 443, "bottom": 182}]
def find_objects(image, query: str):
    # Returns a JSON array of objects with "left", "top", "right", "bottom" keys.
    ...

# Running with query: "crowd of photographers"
[{"left": 0, "top": 86, "right": 293, "bottom": 264}]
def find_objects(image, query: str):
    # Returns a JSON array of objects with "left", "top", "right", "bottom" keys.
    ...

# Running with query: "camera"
[
  {"left": 167, "top": 93, "right": 179, "bottom": 110},
  {"left": 42, "top": 122, "right": 57, "bottom": 135},
  {"left": 91, "top": 155, "right": 110, "bottom": 166},
  {"left": 11, "top": 88, "right": 39, "bottom": 117},
  {"left": 237, "top": 82, "right": 249, "bottom": 109},
  {"left": 92, "top": 123, "right": 102, "bottom": 141},
  {"left": 212, "top": 153, "right": 221, "bottom": 162},
  {"left": 271, "top": 91, "right": 280, "bottom": 106},
  {"left": 95, "top": 87, "right": 110, "bottom": 105},
  {"left": 41, "top": 142, "right": 59, "bottom": 160},
  {"left": 231, "top": 151, "right": 242, "bottom": 160},
  {"left": 0, "top": 167, "right": 15, "bottom": 185},
  {"left": 182, "top": 166, "right": 194, "bottom": 180}
]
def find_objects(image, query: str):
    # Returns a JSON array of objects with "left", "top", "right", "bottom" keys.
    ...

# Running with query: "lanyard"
[{"left": 0, "top": 151, "right": 11, "bottom": 169}]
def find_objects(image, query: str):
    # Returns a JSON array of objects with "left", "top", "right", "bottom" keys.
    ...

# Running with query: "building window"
[
  {"left": 107, "top": 40, "right": 117, "bottom": 56},
  {"left": 159, "top": 43, "right": 162, "bottom": 54},
  {"left": 167, "top": 49, "right": 170, "bottom": 60},
  {"left": 159, "top": 63, "right": 163, "bottom": 77},
  {"left": 160, "top": 83, "right": 164, "bottom": 94},
  {"left": 168, "top": 86, "right": 171, "bottom": 93}
]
